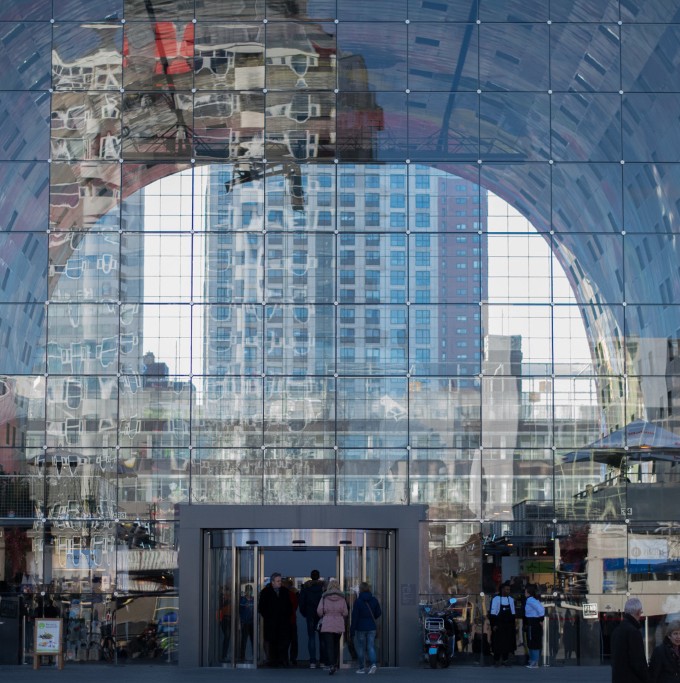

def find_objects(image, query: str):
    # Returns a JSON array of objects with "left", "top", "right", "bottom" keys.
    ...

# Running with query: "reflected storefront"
[{"left": 2, "top": 0, "right": 680, "bottom": 668}]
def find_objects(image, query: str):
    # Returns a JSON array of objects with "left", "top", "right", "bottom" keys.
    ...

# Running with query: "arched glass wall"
[{"left": 1, "top": 0, "right": 680, "bottom": 667}]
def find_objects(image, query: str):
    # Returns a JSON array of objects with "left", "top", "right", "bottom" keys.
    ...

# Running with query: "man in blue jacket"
[{"left": 350, "top": 582, "right": 382, "bottom": 674}]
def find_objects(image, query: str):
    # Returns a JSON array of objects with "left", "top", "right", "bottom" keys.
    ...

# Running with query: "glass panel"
[
  {"left": 0, "top": 162, "right": 50, "bottom": 231},
  {"left": 197, "top": 0, "right": 264, "bottom": 21},
  {"left": 620, "top": 0, "right": 680, "bottom": 22},
  {"left": 52, "top": 24, "right": 124, "bottom": 91},
  {"left": 0, "top": 305, "right": 45, "bottom": 374},
  {"left": 407, "top": 0, "right": 477, "bottom": 22},
  {"left": 410, "top": 378, "right": 480, "bottom": 447},
  {"left": 623, "top": 93, "right": 680, "bottom": 163},
  {"left": 264, "top": 378, "right": 335, "bottom": 447},
  {"left": 337, "top": 448, "right": 408, "bottom": 504},
  {"left": 265, "top": 304, "right": 334, "bottom": 373},
  {"left": 408, "top": 93, "right": 479, "bottom": 162},
  {"left": 191, "top": 377, "right": 264, "bottom": 446},
  {"left": 236, "top": 548, "right": 256, "bottom": 664},
  {"left": 551, "top": 94, "right": 622, "bottom": 162},
  {"left": 337, "top": 24, "right": 407, "bottom": 91},
  {"left": 191, "top": 448, "right": 263, "bottom": 504},
  {"left": 623, "top": 163, "right": 680, "bottom": 234},
  {"left": 624, "top": 234, "right": 680, "bottom": 304},
  {"left": 45, "top": 376, "right": 118, "bottom": 447},
  {"left": 479, "top": 24, "right": 549, "bottom": 91},
  {"left": 409, "top": 305, "right": 481, "bottom": 376},
  {"left": 0, "top": 93, "right": 49, "bottom": 161},
  {"left": 480, "top": 1, "right": 548, "bottom": 22},
  {"left": 49, "top": 231, "right": 120, "bottom": 302},
  {"left": 337, "top": 93, "right": 407, "bottom": 162},
  {"left": 551, "top": 163, "right": 623, "bottom": 233},
  {"left": 550, "top": 24, "right": 620, "bottom": 93},
  {"left": 124, "top": 0, "right": 194, "bottom": 20},
  {"left": 0, "top": 21, "right": 51, "bottom": 89},
  {"left": 54, "top": 0, "right": 123, "bottom": 20},
  {"left": 410, "top": 448, "right": 482, "bottom": 520},
  {"left": 407, "top": 23, "right": 478, "bottom": 92},
  {"left": 479, "top": 93, "right": 549, "bottom": 161},
  {"left": 265, "top": 23, "right": 335, "bottom": 91},
  {"left": 549, "top": 1, "right": 619, "bottom": 22},
  {"left": 50, "top": 162, "right": 121, "bottom": 231},
  {"left": 263, "top": 448, "right": 335, "bottom": 504}
]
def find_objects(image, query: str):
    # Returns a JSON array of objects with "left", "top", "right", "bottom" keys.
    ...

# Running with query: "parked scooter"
[{"left": 422, "top": 598, "right": 459, "bottom": 669}]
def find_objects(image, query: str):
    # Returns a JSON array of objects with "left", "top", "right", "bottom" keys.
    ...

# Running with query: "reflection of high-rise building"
[{"left": 203, "top": 165, "right": 488, "bottom": 381}]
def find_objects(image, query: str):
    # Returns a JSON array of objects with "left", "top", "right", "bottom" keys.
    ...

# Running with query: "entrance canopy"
[{"left": 562, "top": 420, "right": 680, "bottom": 466}]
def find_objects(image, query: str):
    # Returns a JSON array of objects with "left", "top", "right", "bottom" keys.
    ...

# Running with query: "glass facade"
[{"left": 1, "top": 0, "right": 680, "bottom": 668}]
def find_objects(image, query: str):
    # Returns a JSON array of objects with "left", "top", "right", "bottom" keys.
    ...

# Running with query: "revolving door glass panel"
[{"left": 204, "top": 529, "right": 392, "bottom": 668}]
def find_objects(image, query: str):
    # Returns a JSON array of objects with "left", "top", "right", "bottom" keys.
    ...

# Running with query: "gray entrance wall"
[{"left": 177, "top": 504, "right": 427, "bottom": 667}]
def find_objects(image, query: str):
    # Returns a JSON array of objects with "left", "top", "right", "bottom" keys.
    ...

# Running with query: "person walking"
[
  {"left": 299, "top": 569, "right": 325, "bottom": 668},
  {"left": 350, "top": 581, "right": 381, "bottom": 675},
  {"left": 489, "top": 581, "right": 516, "bottom": 667},
  {"left": 317, "top": 579, "right": 348, "bottom": 675},
  {"left": 611, "top": 597, "right": 649, "bottom": 683},
  {"left": 284, "top": 577, "right": 299, "bottom": 667},
  {"left": 258, "top": 572, "right": 292, "bottom": 667},
  {"left": 650, "top": 619, "right": 680, "bottom": 683},
  {"left": 238, "top": 584, "right": 254, "bottom": 662},
  {"left": 523, "top": 584, "right": 545, "bottom": 669}
]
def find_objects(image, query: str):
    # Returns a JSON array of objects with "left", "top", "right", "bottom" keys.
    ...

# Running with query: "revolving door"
[{"left": 203, "top": 528, "right": 393, "bottom": 668}]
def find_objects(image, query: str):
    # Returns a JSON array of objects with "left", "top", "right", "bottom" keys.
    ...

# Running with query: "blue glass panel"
[
  {"left": 549, "top": 0, "right": 619, "bottom": 22},
  {"left": 551, "top": 163, "right": 622, "bottom": 233},
  {"left": 479, "top": 23, "right": 549, "bottom": 91},
  {"left": 0, "top": 21, "right": 51, "bottom": 90},
  {"left": 623, "top": 93, "right": 680, "bottom": 163},
  {"left": 551, "top": 94, "right": 621, "bottom": 163},
  {"left": 0, "top": 161, "right": 50, "bottom": 231},
  {"left": 338, "top": 0, "right": 407, "bottom": 21},
  {"left": 550, "top": 24, "right": 620, "bottom": 93},
  {"left": 407, "top": 23, "right": 478, "bottom": 92},
  {"left": 480, "top": 0, "right": 548, "bottom": 22},
  {"left": 622, "top": 25, "right": 680, "bottom": 93},
  {"left": 623, "top": 163, "right": 680, "bottom": 234},
  {"left": 620, "top": 0, "right": 680, "bottom": 22},
  {"left": 337, "top": 23, "right": 407, "bottom": 91},
  {"left": 0, "top": 0, "right": 50, "bottom": 21}
]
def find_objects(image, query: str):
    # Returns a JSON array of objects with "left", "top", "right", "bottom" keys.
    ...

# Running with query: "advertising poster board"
[{"left": 33, "top": 618, "right": 64, "bottom": 669}]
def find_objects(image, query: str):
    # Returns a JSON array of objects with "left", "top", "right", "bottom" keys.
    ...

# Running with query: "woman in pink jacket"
[{"left": 317, "top": 579, "right": 348, "bottom": 675}]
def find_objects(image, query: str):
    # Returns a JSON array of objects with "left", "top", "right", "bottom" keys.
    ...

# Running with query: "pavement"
[{"left": 0, "top": 662, "right": 612, "bottom": 683}]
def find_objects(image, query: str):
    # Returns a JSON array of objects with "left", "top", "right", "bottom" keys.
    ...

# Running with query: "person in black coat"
[
  {"left": 611, "top": 597, "right": 650, "bottom": 683},
  {"left": 258, "top": 572, "right": 292, "bottom": 667},
  {"left": 650, "top": 620, "right": 680, "bottom": 683}
]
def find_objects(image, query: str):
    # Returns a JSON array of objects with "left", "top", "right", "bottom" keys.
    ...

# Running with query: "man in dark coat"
[
  {"left": 611, "top": 597, "right": 649, "bottom": 683},
  {"left": 298, "top": 569, "right": 325, "bottom": 668},
  {"left": 258, "top": 572, "right": 292, "bottom": 667}
]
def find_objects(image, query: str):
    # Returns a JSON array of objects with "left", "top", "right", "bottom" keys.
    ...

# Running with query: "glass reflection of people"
[
  {"left": 238, "top": 584, "right": 254, "bottom": 661},
  {"left": 563, "top": 609, "right": 577, "bottom": 661},
  {"left": 218, "top": 586, "right": 232, "bottom": 662},
  {"left": 258, "top": 572, "right": 292, "bottom": 667}
]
